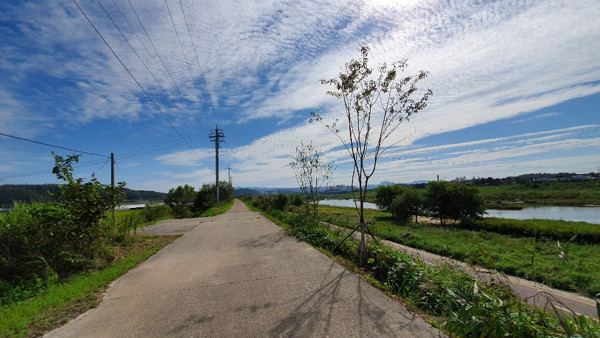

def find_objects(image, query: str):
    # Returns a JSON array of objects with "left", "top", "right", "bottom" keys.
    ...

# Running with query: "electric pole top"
[{"left": 209, "top": 126, "right": 225, "bottom": 145}]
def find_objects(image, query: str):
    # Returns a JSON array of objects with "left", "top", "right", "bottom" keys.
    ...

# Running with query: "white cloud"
[{"left": 1, "top": 0, "right": 599, "bottom": 189}]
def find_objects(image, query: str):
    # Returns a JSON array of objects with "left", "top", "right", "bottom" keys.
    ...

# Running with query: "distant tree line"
[
  {"left": 0, "top": 184, "right": 61, "bottom": 208},
  {"left": 453, "top": 172, "right": 599, "bottom": 186},
  {"left": 0, "top": 184, "right": 166, "bottom": 208}
]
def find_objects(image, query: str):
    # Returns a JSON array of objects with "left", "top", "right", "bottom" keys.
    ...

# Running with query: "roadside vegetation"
[
  {"left": 320, "top": 182, "right": 600, "bottom": 296},
  {"left": 241, "top": 195, "right": 600, "bottom": 337},
  {"left": 0, "top": 153, "right": 235, "bottom": 337},
  {"left": 319, "top": 205, "right": 600, "bottom": 297}
]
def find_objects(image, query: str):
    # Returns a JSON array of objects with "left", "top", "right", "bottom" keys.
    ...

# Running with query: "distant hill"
[
  {"left": 122, "top": 188, "right": 167, "bottom": 202},
  {"left": 0, "top": 184, "right": 166, "bottom": 208},
  {"left": 234, "top": 187, "right": 301, "bottom": 197},
  {"left": 0, "top": 184, "right": 60, "bottom": 208}
]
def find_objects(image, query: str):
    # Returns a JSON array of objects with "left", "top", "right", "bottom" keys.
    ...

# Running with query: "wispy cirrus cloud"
[{"left": 1, "top": 0, "right": 599, "bottom": 189}]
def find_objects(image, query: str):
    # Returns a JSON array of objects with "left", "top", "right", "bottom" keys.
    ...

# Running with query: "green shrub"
[
  {"left": 194, "top": 181, "right": 234, "bottom": 214},
  {"left": 289, "top": 194, "right": 304, "bottom": 207},
  {"left": 252, "top": 194, "right": 289, "bottom": 212},
  {"left": 0, "top": 153, "right": 125, "bottom": 294},
  {"left": 164, "top": 184, "right": 195, "bottom": 218},
  {"left": 140, "top": 202, "right": 171, "bottom": 223}
]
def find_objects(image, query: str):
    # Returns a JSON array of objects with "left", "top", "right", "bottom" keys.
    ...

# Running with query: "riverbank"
[
  {"left": 318, "top": 204, "right": 600, "bottom": 297},
  {"left": 323, "top": 180, "right": 600, "bottom": 208}
]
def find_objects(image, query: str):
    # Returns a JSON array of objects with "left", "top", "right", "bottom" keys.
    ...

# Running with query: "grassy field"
[
  {"left": 0, "top": 235, "right": 179, "bottom": 337},
  {"left": 318, "top": 205, "right": 600, "bottom": 297},
  {"left": 324, "top": 180, "right": 600, "bottom": 207},
  {"left": 478, "top": 180, "right": 600, "bottom": 206}
]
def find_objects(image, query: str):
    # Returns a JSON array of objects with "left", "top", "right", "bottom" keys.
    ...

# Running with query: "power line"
[
  {"left": 164, "top": 0, "right": 205, "bottom": 112},
  {"left": 111, "top": 0, "right": 180, "bottom": 94},
  {"left": 126, "top": 0, "right": 183, "bottom": 97},
  {"left": 178, "top": 0, "right": 212, "bottom": 127},
  {"left": 0, "top": 132, "right": 108, "bottom": 158},
  {"left": 92, "top": 158, "right": 111, "bottom": 177},
  {"left": 97, "top": 0, "right": 191, "bottom": 120},
  {"left": 0, "top": 157, "right": 109, "bottom": 180},
  {"left": 72, "top": 0, "right": 209, "bottom": 169}
]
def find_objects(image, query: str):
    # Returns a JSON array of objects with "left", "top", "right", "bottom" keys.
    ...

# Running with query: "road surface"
[{"left": 46, "top": 200, "right": 441, "bottom": 337}]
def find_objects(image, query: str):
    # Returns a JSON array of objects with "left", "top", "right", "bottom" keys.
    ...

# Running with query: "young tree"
[
  {"left": 390, "top": 188, "right": 423, "bottom": 224},
  {"left": 312, "top": 46, "right": 432, "bottom": 265},
  {"left": 424, "top": 181, "right": 451, "bottom": 225},
  {"left": 375, "top": 184, "right": 405, "bottom": 218},
  {"left": 290, "top": 141, "right": 335, "bottom": 214},
  {"left": 425, "top": 181, "right": 485, "bottom": 224}
]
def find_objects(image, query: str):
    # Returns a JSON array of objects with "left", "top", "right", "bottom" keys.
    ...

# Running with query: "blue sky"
[{"left": 1, "top": 0, "right": 599, "bottom": 192}]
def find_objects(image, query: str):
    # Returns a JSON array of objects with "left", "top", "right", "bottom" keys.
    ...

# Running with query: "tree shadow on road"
[
  {"left": 269, "top": 262, "right": 430, "bottom": 337},
  {"left": 238, "top": 231, "right": 288, "bottom": 249}
]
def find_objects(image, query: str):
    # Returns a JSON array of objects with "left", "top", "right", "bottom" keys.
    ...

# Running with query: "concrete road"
[{"left": 46, "top": 200, "right": 441, "bottom": 337}]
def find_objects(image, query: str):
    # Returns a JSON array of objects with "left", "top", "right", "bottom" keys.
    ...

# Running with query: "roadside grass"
[
  {"left": 0, "top": 235, "right": 179, "bottom": 338},
  {"left": 242, "top": 200, "right": 600, "bottom": 337},
  {"left": 318, "top": 205, "right": 600, "bottom": 297}
]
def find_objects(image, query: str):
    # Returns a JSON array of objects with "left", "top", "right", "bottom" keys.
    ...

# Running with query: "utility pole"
[
  {"left": 227, "top": 165, "right": 232, "bottom": 186},
  {"left": 209, "top": 126, "right": 225, "bottom": 203},
  {"left": 111, "top": 152, "right": 116, "bottom": 234}
]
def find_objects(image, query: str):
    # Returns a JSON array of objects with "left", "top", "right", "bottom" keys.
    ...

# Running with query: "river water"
[
  {"left": 485, "top": 206, "right": 600, "bottom": 224},
  {"left": 319, "top": 199, "right": 600, "bottom": 224},
  {"left": 319, "top": 199, "right": 380, "bottom": 210}
]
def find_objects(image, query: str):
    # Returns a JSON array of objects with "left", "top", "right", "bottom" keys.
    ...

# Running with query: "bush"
[
  {"left": 194, "top": 181, "right": 234, "bottom": 213},
  {"left": 164, "top": 185, "right": 195, "bottom": 218},
  {"left": 289, "top": 194, "right": 304, "bottom": 207},
  {"left": 0, "top": 153, "right": 124, "bottom": 289},
  {"left": 140, "top": 202, "right": 171, "bottom": 223},
  {"left": 252, "top": 194, "right": 289, "bottom": 212}
]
